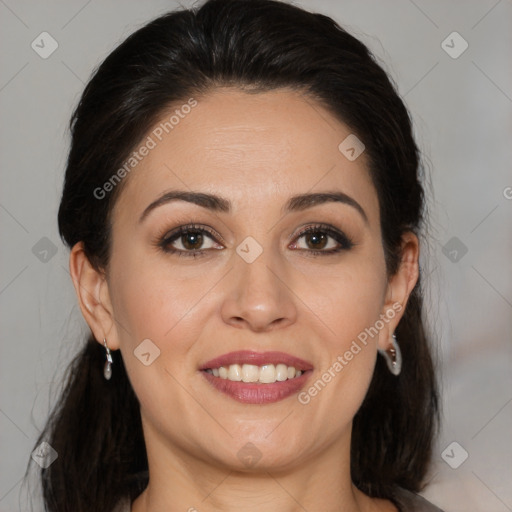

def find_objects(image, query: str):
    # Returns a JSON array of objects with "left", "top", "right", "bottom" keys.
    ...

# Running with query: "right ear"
[{"left": 69, "top": 242, "right": 120, "bottom": 350}]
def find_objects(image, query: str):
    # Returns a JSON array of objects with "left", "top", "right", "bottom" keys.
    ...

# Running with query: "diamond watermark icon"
[
  {"left": 236, "top": 236, "right": 263, "bottom": 264},
  {"left": 32, "top": 237, "right": 58, "bottom": 263},
  {"left": 31, "top": 32, "right": 59, "bottom": 59},
  {"left": 338, "top": 134, "right": 365, "bottom": 161},
  {"left": 441, "top": 441, "right": 468, "bottom": 469},
  {"left": 442, "top": 236, "right": 468, "bottom": 263},
  {"left": 134, "top": 338, "right": 161, "bottom": 366},
  {"left": 31, "top": 441, "right": 58, "bottom": 468},
  {"left": 237, "top": 442, "right": 262, "bottom": 468},
  {"left": 441, "top": 32, "right": 468, "bottom": 59}
]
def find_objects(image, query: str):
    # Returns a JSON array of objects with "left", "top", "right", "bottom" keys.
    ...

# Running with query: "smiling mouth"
[{"left": 203, "top": 363, "right": 306, "bottom": 384}]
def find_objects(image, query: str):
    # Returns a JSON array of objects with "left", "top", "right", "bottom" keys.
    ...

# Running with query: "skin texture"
[{"left": 70, "top": 88, "right": 419, "bottom": 512}]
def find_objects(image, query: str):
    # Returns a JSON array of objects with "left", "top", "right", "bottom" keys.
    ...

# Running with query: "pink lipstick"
[{"left": 199, "top": 350, "right": 313, "bottom": 404}]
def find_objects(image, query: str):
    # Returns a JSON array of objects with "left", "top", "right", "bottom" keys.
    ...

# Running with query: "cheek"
[
  {"left": 305, "top": 250, "right": 387, "bottom": 343},
  {"left": 331, "top": 273, "right": 385, "bottom": 343},
  {"left": 298, "top": 249, "right": 386, "bottom": 410},
  {"left": 108, "top": 258, "right": 215, "bottom": 438},
  {"left": 109, "top": 246, "right": 205, "bottom": 340},
  {"left": 107, "top": 250, "right": 221, "bottom": 395},
  {"left": 295, "top": 278, "right": 384, "bottom": 446},
  {"left": 318, "top": 271, "right": 383, "bottom": 376}
]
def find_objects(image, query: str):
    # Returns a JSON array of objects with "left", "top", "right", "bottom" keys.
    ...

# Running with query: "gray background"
[{"left": 1, "top": 1, "right": 511, "bottom": 511}]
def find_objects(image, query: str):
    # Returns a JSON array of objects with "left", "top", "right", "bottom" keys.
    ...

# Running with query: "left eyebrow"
[
  {"left": 284, "top": 191, "right": 368, "bottom": 224},
  {"left": 139, "top": 190, "right": 368, "bottom": 225}
]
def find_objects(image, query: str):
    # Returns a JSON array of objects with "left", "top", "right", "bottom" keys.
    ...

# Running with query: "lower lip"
[{"left": 201, "top": 370, "right": 312, "bottom": 404}]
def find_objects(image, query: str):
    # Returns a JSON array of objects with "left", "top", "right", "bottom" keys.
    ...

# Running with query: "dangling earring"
[
  {"left": 103, "top": 338, "right": 113, "bottom": 380},
  {"left": 378, "top": 333, "right": 402, "bottom": 376}
]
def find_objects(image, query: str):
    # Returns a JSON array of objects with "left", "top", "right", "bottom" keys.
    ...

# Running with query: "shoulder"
[
  {"left": 111, "top": 495, "right": 131, "bottom": 512},
  {"left": 390, "top": 487, "right": 446, "bottom": 512},
  {"left": 111, "top": 488, "right": 446, "bottom": 512}
]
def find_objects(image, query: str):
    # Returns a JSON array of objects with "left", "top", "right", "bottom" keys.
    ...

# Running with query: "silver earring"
[
  {"left": 378, "top": 333, "right": 402, "bottom": 376},
  {"left": 103, "top": 338, "right": 113, "bottom": 380}
]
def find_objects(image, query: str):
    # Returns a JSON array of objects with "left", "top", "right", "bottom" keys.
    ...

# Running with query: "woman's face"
[{"left": 93, "top": 88, "right": 413, "bottom": 471}]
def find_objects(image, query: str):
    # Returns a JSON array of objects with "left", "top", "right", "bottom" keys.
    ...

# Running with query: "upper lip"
[{"left": 199, "top": 350, "right": 314, "bottom": 371}]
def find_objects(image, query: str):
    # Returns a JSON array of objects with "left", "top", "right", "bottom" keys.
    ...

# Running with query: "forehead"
[{"left": 113, "top": 87, "right": 378, "bottom": 223}]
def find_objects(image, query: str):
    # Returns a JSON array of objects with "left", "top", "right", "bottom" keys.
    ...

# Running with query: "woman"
[{"left": 28, "top": 0, "right": 444, "bottom": 510}]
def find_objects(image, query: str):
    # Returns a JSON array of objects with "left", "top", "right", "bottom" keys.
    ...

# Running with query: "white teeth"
[
  {"left": 242, "top": 364, "right": 259, "bottom": 382},
  {"left": 276, "top": 363, "right": 288, "bottom": 381},
  {"left": 259, "top": 364, "right": 276, "bottom": 383},
  {"left": 228, "top": 363, "right": 242, "bottom": 381},
  {"left": 207, "top": 363, "right": 305, "bottom": 384}
]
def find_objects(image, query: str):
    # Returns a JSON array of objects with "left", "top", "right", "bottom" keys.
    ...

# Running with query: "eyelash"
[{"left": 156, "top": 223, "right": 354, "bottom": 259}]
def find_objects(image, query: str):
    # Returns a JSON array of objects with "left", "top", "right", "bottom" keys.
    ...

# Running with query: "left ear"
[{"left": 377, "top": 231, "right": 420, "bottom": 351}]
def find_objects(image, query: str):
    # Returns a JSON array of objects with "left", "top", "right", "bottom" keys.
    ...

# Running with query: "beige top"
[{"left": 112, "top": 487, "right": 445, "bottom": 511}]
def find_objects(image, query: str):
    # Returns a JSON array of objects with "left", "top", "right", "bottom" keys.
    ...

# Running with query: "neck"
[{"left": 130, "top": 420, "right": 395, "bottom": 512}]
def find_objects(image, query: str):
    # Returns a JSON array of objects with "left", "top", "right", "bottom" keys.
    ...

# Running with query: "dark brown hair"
[{"left": 26, "top": 0, "right": 440, "bottom": 510}]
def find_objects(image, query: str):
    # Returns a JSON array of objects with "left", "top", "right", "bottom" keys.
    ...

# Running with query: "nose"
[{"left": 220, "top": 245, "right": 298, "bottom": 332}]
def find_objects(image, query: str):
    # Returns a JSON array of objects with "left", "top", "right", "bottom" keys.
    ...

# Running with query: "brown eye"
[
  {"left": 159, "top": 224, "right": 222, "bottom": 257},
  {"left": 303, "top": 231, "right": 329, "bottom": 250},
  {"left": 292, "top": 224, "right": 354, "bottom": 254},
  {"left": 180, "top": 231, "right": 204, "bottom": 250}
]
